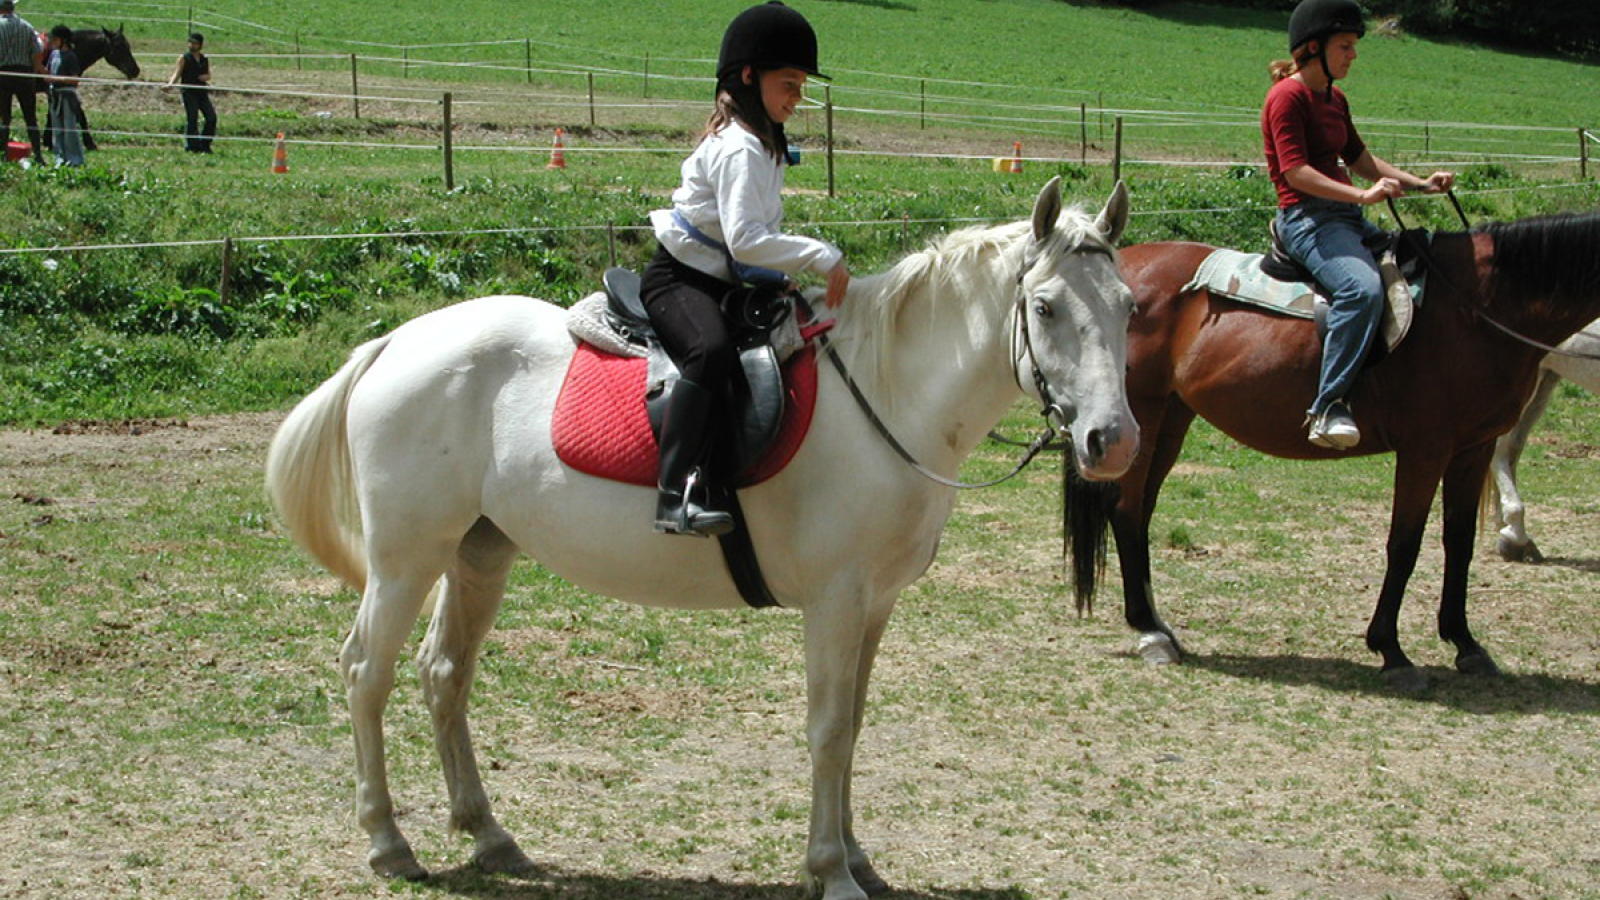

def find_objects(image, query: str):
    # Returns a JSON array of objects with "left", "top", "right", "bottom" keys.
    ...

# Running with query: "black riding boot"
[{"left": 654, "top": 379, "right": 735, "bottom": 537}]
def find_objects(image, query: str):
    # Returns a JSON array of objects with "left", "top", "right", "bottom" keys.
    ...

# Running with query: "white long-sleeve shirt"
[{"left": 650, "top": 123, "right": 841, "bottom": 284}]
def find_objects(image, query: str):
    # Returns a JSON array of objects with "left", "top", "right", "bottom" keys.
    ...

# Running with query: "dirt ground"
[{"left": 1, "top": 411, "right": 1598, "bottom": 900}]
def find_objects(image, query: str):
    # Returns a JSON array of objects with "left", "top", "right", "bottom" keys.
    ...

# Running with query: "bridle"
[
  {"left": 1388, "top": 192, "right": 1600, "bottom": 362},
  {"left": 819, "top": 241, "right": 1110, "bottom": 490}
]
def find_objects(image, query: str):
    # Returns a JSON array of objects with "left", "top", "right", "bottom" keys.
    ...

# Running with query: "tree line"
[{"left": 1105, "top": 1, "right": 1600, "bottom": 61}]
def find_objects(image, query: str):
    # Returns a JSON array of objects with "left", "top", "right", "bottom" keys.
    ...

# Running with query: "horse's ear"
[
  {"left": 1095, "top": 180, "right": 1130, "bottom": 247},
  {"left": 1031, "top": 176, "right": 1064, "bottom": 243}
]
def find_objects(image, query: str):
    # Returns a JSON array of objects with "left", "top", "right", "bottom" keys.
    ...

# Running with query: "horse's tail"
[
  {"left": 1062, "top": 457, "right": 1118, "bottom": 615},
  {"left": 265, "top": 334, "right": 392, "bottom": 594}
]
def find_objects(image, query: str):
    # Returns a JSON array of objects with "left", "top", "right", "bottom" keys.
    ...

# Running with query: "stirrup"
[{"left": 654, "top": 471, "right": 735, "bottom": 537}]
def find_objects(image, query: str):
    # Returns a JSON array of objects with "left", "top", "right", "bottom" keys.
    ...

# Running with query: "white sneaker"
[{"left": 1307, "top": 400, "right": 1360, "bottom": 450}]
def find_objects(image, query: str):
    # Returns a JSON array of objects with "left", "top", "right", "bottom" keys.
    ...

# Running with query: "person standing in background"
[
  {"left": 44, "top": 24, "right": 82, "bottom": 166},
  {"left": 0, "top": 0, "right": 45, "bottom": 164},
  {"left": 165, "top": 31, "right": 215, "bottom": 153}
]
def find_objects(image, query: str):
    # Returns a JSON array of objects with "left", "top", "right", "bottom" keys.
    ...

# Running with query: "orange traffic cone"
[
  {"left": 1010, "top": 141, "right": 1023, "bottom": 174},
  {"left": 272, "top": 132, "right": 288, "bottom": 174},
  {"left": 547, "top": 128, "right": 566, "bottom": 169}
]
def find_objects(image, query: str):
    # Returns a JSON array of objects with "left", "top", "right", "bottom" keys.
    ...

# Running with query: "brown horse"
[{"left": 1067, "top": 212, "right": 1600, "bottom": 691}]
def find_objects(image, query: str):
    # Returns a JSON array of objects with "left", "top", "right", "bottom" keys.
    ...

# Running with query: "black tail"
[{"left": 1062, "top": 454, "right": 1119, "bottom": 616}]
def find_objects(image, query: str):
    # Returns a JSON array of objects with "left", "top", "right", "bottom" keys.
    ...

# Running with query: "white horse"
[
  {"left": 265, "top": 178, "right": 1137, "bottom": 900},
  {"left": 1491, "top": 319, "right": 1600, "bottom": 562}
]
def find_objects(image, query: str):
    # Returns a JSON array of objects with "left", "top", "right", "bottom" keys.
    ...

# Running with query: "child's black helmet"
[
  {"left": 1288, "top": 0, "right": 1366, "bottom": 54},
  {"left": 717, "top": 2, "right": 827, "bottom": 82}
]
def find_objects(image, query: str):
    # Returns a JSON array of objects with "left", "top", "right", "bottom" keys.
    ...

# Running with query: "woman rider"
[{"left": 1263, "top": 0, "right": 1453, "bottom": 449}]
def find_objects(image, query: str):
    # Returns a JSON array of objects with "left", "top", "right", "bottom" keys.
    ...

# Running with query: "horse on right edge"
[{"left": 1066, "top": 211, "right": 1600, "bottom": 692}]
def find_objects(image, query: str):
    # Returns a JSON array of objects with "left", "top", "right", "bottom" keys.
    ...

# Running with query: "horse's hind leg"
[
  {"left": 1492, "top": 369, "right": 1560, "bottom": 562},
  {"left": 415, "top": 517, "right": 533, "bottom": 874},
  {"left": 343, "top": 555, "right": 453, "bottom": 880}
]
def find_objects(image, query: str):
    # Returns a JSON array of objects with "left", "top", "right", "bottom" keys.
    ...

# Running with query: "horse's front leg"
[
  {"left": 801, "top": 598, "right": 876, "bottom": 900},
  {"left": 839, "top": 603, "right": 895, "bottom": 897},
  {"left": 1117, "top": 402, "right": 1195, "bottom": 665},
  {"left": 1368, "top": 452, "right": 1447, "bottom": 692},
  {"left": 1440, "top": 443, "right": 1502, "bottom": 677},
  {"left": 416, "top": 519, "right": 535, "bottom": 874}
]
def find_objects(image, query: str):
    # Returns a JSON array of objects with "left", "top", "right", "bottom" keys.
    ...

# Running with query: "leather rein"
[
  {"left": 816, "top": 246, "right": 1099, "bottom": 490},
  {"left": 1388, "top": 191, "right": 1600, "bottom": 362}
]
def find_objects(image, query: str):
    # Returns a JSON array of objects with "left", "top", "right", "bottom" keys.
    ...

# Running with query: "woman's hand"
[
  {"left": 824, "top": 261, "right": 850, "bottom": 309},
  {"left": 1418, "top": 171, "right": 1455, "bottom": 194},
  {"left": 1359, "top": 177, "right": 1406, "bottom": 205}
]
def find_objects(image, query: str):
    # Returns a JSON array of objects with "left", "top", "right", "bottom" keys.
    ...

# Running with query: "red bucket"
[{"left": 5, "top": 141, "right": 31, "bottom": 162}]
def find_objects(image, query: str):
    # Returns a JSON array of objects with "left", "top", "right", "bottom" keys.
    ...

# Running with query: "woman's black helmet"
[
  {"left": 718, "top": 2, "right": 827, "bottom": 82},
  {"left": 1288, "top": 0, "right": 1366, "bottom": 54}
]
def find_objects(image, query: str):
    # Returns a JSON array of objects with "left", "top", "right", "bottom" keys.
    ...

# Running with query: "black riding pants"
[
  {"left": 0, "top": 66, "right": 40, "bottom": 133},
  {"left": 639, "top": 243, "right": 737, "bottom": 388}
]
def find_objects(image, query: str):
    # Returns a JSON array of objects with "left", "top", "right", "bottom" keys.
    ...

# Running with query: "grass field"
[{"left": 1, "top": 3, "right": 1599, "bottom": 898}]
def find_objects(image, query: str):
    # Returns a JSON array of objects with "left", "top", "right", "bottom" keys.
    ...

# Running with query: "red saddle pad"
[{"left": 551, "top": 343, "right": 818, "bottom": 488}]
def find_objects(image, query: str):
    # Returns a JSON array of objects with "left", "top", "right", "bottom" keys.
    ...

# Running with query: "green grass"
[{"left": 4, "top": 0, "right": 1599, "bottom": 425}]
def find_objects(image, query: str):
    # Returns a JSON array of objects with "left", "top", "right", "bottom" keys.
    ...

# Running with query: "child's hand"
[{"left": 824, "top": 262, "right": 849, "bottom": 308}]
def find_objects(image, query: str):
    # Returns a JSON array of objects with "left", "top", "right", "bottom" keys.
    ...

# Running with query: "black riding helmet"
[
  {"left": 717, "top": 1, "right": 828, "bottom": 82},
  {"left": 1287, "top": 0, "right": 1365, "bottom": 98}
]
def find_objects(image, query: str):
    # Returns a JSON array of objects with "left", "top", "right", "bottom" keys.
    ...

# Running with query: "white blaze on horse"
[{"left": 265, "top": 177, "right": 1137, "bottom": 900}]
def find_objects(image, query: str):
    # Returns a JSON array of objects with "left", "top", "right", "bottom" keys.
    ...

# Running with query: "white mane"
[{"left": 828, "top": 204, "right": 1109, "bottom": 401}]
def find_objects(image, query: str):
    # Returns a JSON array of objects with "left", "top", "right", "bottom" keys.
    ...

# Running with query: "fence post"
[
  {"left": 218, "top": 236, "right": 233, "bottom": 307},
  {"left": 350, "top": 54, "right": 361, "bottom": 119},
  {"left": 1079, "top": 102, "right": 1087, "bottom": 166},
  {"left": 525, "top": 39, "right": 532, "bottom": 84},
  {"left": 920, "top": 79, "right": 925, "bottom": 130},
  {"left": 825, "top": 85, "right": 835, "bottom": 199},
  {"left": 587, "top": 73, "right": 596, "bottom": 128},
  {"left": 1580, "top": 127, "right": 1589, "bottom": 180},
  {"left": 295, "top": 31, "right": 302, "bottom": 71},
  {"left": 1113, "top": 116, "right": 1124, "bottom": 184},
  {"left": 403, "top": 47, "right": 409, "bottom": 79},
  {"left": 442, "top": 92, "right": 454, "bottom": 192}
]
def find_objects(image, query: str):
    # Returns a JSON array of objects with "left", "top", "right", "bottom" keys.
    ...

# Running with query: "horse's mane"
[
  {"left": 833, "top": 204, "right": 1107, "bottom": 395},
  {"left": 1476, "top": 211, "right": 1600, "bottom": 309}
]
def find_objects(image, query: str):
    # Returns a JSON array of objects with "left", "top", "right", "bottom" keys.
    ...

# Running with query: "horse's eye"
[{"left": 1032, "top": 299, "right": 1054, "bottom": 320}]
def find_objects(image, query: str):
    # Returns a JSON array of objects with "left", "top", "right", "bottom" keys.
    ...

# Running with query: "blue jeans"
[{"left": 1277, "top": 198, "right": 1385, "bottom": 416}]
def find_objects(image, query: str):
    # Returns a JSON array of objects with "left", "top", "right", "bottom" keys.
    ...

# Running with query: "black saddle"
[
  {"left": 1259, "top": 223, "right": 1427, "bottom": 351},
  {"left": 601, "top": 267, "right": 792, "bottom": 476}
]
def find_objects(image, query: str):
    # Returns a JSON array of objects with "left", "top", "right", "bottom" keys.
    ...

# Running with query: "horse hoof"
[
  {"left": 1381, "top": 666, "right": 1428, "bottom": 694},
  {"left": 1496, "top": 536, "right": 1543, "bottom": 564},
  {"left": 1457, "top": 651, "right": 1502, "bottom": 678},
  {"left": 1137, "top": 631, "right": 1182, "bottom": 666},
  {"left": 370, "top": 846, "right": 428, "bottom": 881},
  {"left": 851, "top": 861, "right": 891, "bottom": 897}
]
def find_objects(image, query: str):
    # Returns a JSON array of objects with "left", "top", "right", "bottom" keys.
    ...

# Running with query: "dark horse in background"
[
  {"left": 1067, "top": 211, "right": 1600, "bottom": 691},
  {"left": 43, "top": 26, "right": 140, "bottom": 151}
]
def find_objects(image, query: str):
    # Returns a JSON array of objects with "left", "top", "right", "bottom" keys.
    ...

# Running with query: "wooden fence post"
[
  {"left": 218, "top": 237, "right": 233, "bottom": 306},
  {"left": 350, "top": 54, "right": 361, "bottom": 119},
  {"left": 1113, "top": 115, "right": 1124, "bottom": 184},
  {"left": 525, "top": 39, "right": 532, "bottom": 84},
  {"left": 442, "top": 92, "right": 454, "bottom": 192},
  {"left": 1580, "top": 127, "right": 1590, "bottom": 180},
  {"left": 825, "top": 86, "right": 836, "bottom": 199},
  {"left": 588, "top": 73, "right": 596, "bottom": 128},
  {"left": 1079, "top": 102, "right": 1087, "bottom": 166}
]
